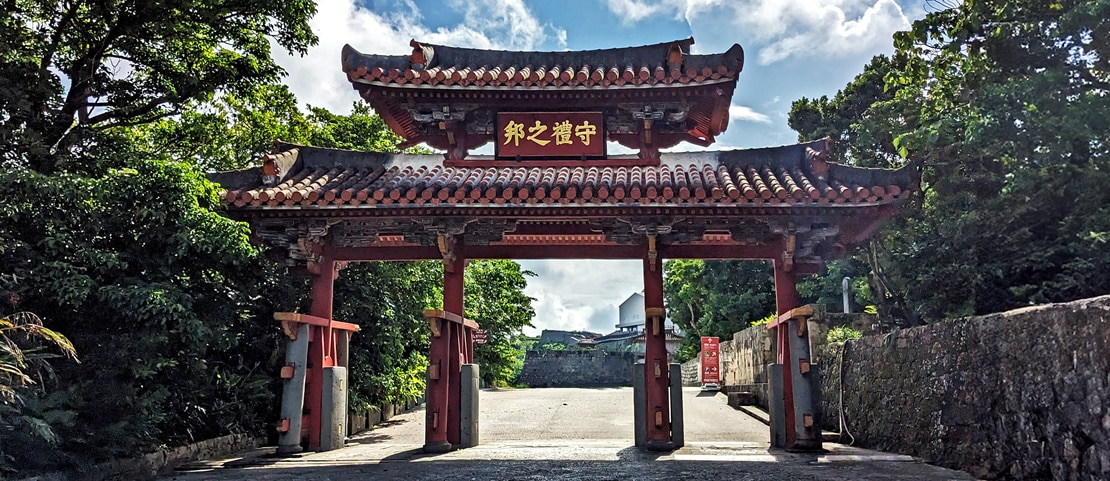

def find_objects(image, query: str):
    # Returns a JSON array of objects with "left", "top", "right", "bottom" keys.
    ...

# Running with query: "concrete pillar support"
[
  {"left": 642, "top": 252, "right": 674, "bottom": 452},
  {"left": 277, "top": 323, "right": 310, "bottom": 455}
]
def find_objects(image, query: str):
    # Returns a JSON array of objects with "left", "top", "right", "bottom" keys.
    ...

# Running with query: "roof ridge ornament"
[
  {"left": 410, "top": 39, "right": 432, "bottom": 70},
  {"left": 667, "top": 39, "right": 689, "bottom": 73}
]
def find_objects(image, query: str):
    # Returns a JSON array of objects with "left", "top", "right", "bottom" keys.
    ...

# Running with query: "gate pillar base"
[
  {"left": 644, "top": 440, "right": 676, "bottom": 452},
  {"left": 275, "top": 445, "right": 304, "bottom": 456},
  {"left": 423, "top": 441, "right": 453, "bottom": 454}
]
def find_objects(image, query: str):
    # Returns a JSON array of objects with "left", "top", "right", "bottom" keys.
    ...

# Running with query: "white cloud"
[
  {"left": 272, "top": 0, "right": 562, "bottom": 114},
  {"left": 730, "top": 0, "right": 910, "bottom": 65},
  {"left": 519, "top": 260, "right": 643, "bottom": 336},
  {"left": 729, "top": 104, "right": 772, "bottom": 124},
  {"left": 604, "top": 0, "right": 909, "bottom": 64},
  {"left": 604, "top": 0, "right": 725, "bottom": 26}
]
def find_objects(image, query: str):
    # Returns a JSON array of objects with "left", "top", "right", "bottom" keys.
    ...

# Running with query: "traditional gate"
[{"left": 213, "top": 37, "right": 916, "bottom": 453}]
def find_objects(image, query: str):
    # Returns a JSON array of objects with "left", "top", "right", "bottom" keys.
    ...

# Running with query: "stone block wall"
[
  {"left": 681, "top": 356, "right": 700, "bottom": 386},
  {"left": 519, "top": 350, "right": 637, "bottom": 387},
  {"left": 821, "top": 295, "right": 1110, "bottom": 481}
]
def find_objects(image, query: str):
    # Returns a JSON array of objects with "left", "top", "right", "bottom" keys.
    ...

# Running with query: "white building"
[{"left": 615, "top": 292, "right": 678, "bottom": 333}]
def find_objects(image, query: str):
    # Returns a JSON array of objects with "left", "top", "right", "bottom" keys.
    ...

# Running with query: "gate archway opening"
[{"left": 212, "top": 37, "right": 916, "bottom": 454}]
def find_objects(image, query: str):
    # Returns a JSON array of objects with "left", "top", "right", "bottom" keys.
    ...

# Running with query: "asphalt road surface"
[{"left": 164, "top": 387, "right": 975, "bottom": 480}]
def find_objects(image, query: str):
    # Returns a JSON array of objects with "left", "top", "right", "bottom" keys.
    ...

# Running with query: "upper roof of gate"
[
  {"left": 341, "top": 38, "right": 744, "bottom": 90},
  {"left": 341, "top": 38, "right": 745, "bottom": 155}
]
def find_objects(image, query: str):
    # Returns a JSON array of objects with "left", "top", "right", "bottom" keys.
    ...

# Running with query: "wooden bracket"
[
  {"left": 647, "top": 234, "right": 658, "bottom": 271},
  {"left": 428, "top": 317, "right": 442, "bottom": 338},
  {"left": 438, "top": 234, "right": 458, "bottom": 271},
  {"left": 280, "top": 320, "right": 298, "bottom": 340},
  {"left": 783, "top": 233, "right": 796, "bottom": 273}
]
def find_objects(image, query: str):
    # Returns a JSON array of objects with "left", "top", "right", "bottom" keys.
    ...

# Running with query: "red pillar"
[
  {"left": 642, "top": 252, "right": 673, "bottom": 451},
  {"left": 426, "top": 247, "right": 464, "bottom": 452},
  {"left": 773, "top": 257, "right": 800, "bottom": 448},
  {"left": 305, "top": 259, "right": 337, "bottom": 451}
]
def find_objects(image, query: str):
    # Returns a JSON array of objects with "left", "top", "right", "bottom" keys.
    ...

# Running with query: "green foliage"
[
  {"left": 797, "top": 258, "right": 874, "bottom": 313},
  {"left": 663, "top": 259, "right": 776, "bottom": 362},
  {"left": 752, "top": 313, "right": 776, "bottom": 326},
  {"left": 0, "top": 142, "right": 295, "bottom": 468},
  {"left": 826, "top": 326, "right": 863, "bottom": 343},
  {"left": 333, "top": 262, "right": 439, "bottom": 410},
  {"left": 0, "top": 312, "right": 79, "bottom": 473},
  {"left": 465, "top": 260, "right": 536, "bottom": 386},
  {"left": 534, "top": 342, "right": 568, "bottom": 352},
  {"left": 2, "top": 0, "right": 317, "bottom": 174},
  {"left": 130, "top": 92, "right": 412, "bottom": 172},
  {"left": 788, "top": 0, "right": 1110, "bottom": 323}
]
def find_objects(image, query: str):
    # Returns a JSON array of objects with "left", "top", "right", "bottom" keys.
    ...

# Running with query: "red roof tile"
[
  {"left": 214, "top": 140, "right": 916, "bottom": 210},
  {"left": 342, "top": 38, "right": 744, "bottom": 90}
]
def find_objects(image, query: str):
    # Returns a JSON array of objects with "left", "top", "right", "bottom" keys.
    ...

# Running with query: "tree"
[
  {"left": 663, "top": 260, "right": 776, "bottom": 361},
  {"left": 2, "top": 0, "right": 317, "bottom": 174},
  {"left": 0, "top": 145, "right": 294, "bottom": 468},
  {"left": 333, "top": 262, "right": 440, "bottom": 410},
  {"left": 788, "top": 0, "right": 1110, "bottom": 322},
  {"left": 464, "top": 260, "right": 536, "bottom": 386}
]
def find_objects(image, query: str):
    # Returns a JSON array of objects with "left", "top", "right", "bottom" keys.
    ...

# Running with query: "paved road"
[{"left": 165, "top": 387, "right": 975, "bottom": 480}]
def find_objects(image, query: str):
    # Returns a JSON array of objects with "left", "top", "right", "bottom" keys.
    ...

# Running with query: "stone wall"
[
  {"left": 20, "top": 433, "right": 266, "bottom": 481},
  {"left": 519, "top": 350, "right": 637, "bottom": 387},
  {"left": 821, "top": 295, "right": 1110, "bottom": 480},
  {"left": 681, "top": 356, "right": 700, "bottom": 386}
]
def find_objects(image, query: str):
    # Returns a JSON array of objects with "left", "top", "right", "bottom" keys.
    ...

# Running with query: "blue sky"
[{"left": 273, "top": 0, "right": 927, "bottom": 335}]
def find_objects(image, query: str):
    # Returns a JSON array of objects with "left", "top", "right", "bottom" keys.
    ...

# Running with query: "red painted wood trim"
[
  {"left": 444, "top": 158, "right": 660, "bottom": 168},
  {"left": 325, "top": 243, "right": 789, "bottom": 261}
]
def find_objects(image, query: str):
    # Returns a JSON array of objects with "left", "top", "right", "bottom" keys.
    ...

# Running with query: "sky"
[{"left": 271, "top": 0, "right": 928, "bottom": 336}]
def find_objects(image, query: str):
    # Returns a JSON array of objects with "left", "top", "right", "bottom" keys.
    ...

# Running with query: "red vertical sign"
[{"left": 701, "top": 336, "right": 720, "bottom": 385}]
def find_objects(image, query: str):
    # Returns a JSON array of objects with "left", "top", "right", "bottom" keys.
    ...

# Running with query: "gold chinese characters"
[{"left": 503, "top": 119, "right": 597, "bottom": 147}]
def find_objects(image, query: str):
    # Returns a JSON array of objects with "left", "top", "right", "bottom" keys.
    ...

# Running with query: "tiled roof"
[
  {"left": 342, "top": 38, "right": 744, "bottom": 89},
  {"left": 216, "top": 139, "right": 914, "bottom": 210}
]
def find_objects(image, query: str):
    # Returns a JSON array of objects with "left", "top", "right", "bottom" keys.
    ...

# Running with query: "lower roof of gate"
[
  {"left": 209, "top": 139, "right": 917, "bottom": 265},
  {"left": 212, "top": 138, "right": 916, "bottom": 211}
]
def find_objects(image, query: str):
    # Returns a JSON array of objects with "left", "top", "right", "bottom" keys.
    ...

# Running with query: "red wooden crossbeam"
[
  {"left": 423, "top": 309, "right": 480, "bottom": 330},
  {"left": 274, "top": 312, "right": 361, "bottom": 332},
  {"left": 767, "top": 305, "right": 814, "bottom": 330}
]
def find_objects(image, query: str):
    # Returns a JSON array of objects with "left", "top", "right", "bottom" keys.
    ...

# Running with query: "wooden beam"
[
  {"left": 423, "top": 309, "right": 480, "bottom": 330},
  {"left": 767, "top": 305, "right": 814, "bottom": 329},
  {"left": 328, "top": 243, "right": 788, "bottom": 261},
  {"left": 273, "top": 312, "right": 361, "bottom": 332}
]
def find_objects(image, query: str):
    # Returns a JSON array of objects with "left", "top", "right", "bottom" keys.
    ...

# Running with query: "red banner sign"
[
  {"left": 701, "top": 336, "right": 720, "bottom": 385},
  {"left": 473, "top": 329, "right": 488, "bottom": 344},
  {"left": 496, "top": 111, "right": 605, "bottom": 158}
]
